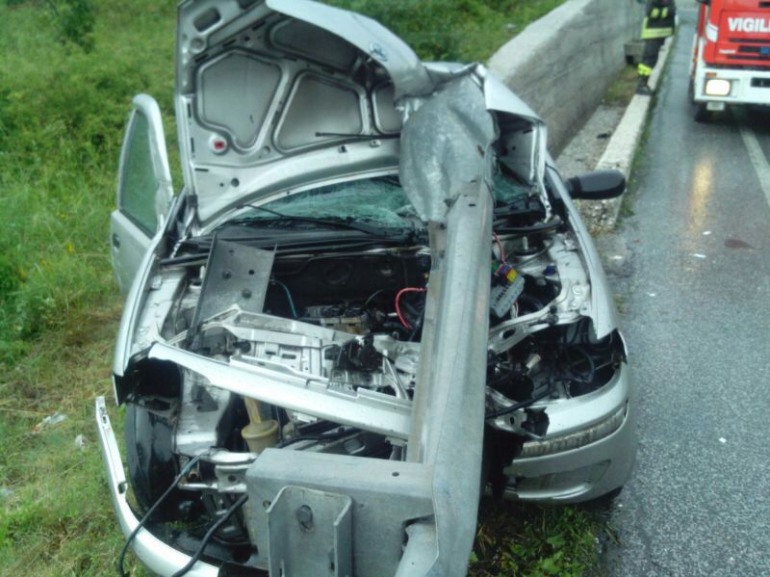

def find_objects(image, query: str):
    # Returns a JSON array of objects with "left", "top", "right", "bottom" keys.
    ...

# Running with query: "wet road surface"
[{"left": 599, "top": 3, "right": 770, "bottom": 577}]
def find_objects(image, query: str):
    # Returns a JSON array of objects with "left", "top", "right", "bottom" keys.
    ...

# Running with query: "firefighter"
[{"left": 637, "top": 0, "right": 677, "bottom": 95}]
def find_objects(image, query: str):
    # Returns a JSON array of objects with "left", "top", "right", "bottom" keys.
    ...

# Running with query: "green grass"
[
  {"left": 602, "top": 64, "right": 640, "bottom": 108},
  {"left": 471, "top": 500, "right": 610, "bottom": 577},
  {"left": 0, "top": 0, "right": 177, "bottom": 363},
  {"left": 0, "top": 1, "right": 611, "bottom": 576},
  {"left": 0, "top": 303, "right": 126, "bottom": 576}
]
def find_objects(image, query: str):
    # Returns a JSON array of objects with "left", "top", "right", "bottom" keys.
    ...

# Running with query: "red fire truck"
[{"left": 689, "top": 0, "right": 770, "bottom": 120}]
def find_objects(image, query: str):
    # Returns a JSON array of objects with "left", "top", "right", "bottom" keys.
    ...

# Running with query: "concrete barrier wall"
[{"left": 488, "top": 0, "right": 645, "bottom": 155}]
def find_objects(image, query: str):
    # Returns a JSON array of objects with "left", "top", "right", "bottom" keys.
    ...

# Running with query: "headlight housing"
[{"left": 704, "top": 78, "right": 731, "bottom": 97}]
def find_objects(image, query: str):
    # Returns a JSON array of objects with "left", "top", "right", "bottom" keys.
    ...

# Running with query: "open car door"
[{"left": 110, "top": 94, "right": 173, "bottom": 295}]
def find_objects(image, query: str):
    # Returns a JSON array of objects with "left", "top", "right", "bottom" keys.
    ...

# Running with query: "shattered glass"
[{"left": 236, "top": 177, "right": 421, "bottom": 228}]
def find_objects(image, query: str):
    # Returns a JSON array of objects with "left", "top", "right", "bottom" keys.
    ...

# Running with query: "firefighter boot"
[{"left": 636, "top": 75, "right": 653, "bottom": 96}]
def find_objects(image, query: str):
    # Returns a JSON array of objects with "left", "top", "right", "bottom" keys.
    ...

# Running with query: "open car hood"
[{"left": 176, "top": 0, "right": 547, "bottom": 225}]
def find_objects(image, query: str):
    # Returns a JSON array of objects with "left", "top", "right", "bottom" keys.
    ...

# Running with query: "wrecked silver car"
[{"left": 95, "top": 0, "right": 636, "bottom": 575}]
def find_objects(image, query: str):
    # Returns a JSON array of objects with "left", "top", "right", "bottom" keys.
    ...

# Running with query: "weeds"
[
  {"left": 0, "top": 302, "right": 123, "bottom": 577},
  {"left": 471, "top": 500, "right": 606, "bottom": 577},
  {"left": 0, "top": 1, "right": 174, "bottom": 572},
  {"left": 603, "top": 64, "right": 640, "bottom": 108}
]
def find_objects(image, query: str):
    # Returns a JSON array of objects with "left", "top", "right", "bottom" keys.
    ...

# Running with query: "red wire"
[{"left": 395, "top": 287, "right": 426, "bottom": 329}]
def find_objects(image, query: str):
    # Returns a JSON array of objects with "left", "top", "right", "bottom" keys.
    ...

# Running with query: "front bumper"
[
  {"left": 95, "top": 397, "right": 219, "bottom": 577},
  {"left": 693, "top": 65, "right": 770, "bottom": 108},
  {"left": 97, "top": 366, "right": 634, "bottom": 574},
  {"left": 504, "top": 361, "right": 636, "bottom": 503}
]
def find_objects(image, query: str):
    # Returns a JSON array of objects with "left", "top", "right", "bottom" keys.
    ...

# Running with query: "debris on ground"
[{"left": 32, "top": 412, "right": 67, "bottom": 434}]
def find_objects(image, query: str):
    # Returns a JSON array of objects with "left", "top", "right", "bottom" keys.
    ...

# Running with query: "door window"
[{"left": 119, "top": 110, "right": 161, "bottom": 235}]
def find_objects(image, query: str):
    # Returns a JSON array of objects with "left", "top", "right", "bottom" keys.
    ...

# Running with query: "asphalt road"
[{"left": 598, "top": 5, "right": 770, "bottom": 577}]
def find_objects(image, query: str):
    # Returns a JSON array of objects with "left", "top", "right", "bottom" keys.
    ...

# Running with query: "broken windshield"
[{"left": 232, "top": 176, "right": 422, "bottom": 231}]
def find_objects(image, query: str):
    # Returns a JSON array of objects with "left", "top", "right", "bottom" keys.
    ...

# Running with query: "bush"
[
  {"left": 49, "top": 0, "right": 96, "bottom": 52},
  {"left": 0, "top": 0, "right": 176, "bottom": 364},
  {"left": 0, "top": 253, "right": 20, "bottom": 298}
]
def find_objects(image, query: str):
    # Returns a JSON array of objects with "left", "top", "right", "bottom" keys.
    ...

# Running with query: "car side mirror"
[{"left": 566, "top": 170, "right": 626, "bottom": 200}]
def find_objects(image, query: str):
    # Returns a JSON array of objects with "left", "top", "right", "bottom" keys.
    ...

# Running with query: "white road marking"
[{"left": 739, "top": 125, "right": 770, "bottom": 210}]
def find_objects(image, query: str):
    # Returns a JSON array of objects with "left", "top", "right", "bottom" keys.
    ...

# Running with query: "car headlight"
[
  {"left": 518, "top": 403, "right": 627, "bottom": 458},
  {"left": 704, "top": 78, "right": 731, "bottom": 97}
]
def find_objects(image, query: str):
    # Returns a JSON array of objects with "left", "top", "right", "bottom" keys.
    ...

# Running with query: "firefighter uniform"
[{"left": 637, "top": 0, "right": 677, "bottom": 94}]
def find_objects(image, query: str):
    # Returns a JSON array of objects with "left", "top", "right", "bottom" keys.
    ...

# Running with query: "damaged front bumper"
[
  {"left": 96, "top": 396, "right": 439, "bottom": 577},
  {"left": 96, "top": 396, "right": 220, "bottom": 577},
  {"left": 505, "top": 361, "right": 635, "bottom": 503}
]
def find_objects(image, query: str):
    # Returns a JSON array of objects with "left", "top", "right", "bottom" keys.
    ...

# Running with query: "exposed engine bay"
[{"left": 118, "top": 178, "right": 625, "bottom": 570}]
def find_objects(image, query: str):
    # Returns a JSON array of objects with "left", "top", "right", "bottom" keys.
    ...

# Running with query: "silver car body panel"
[
  {"left": 548, "top": 164, "right": 617, "bottom": 339},
  {"left": 110, "top": 94, "right": 174, "bottom": 294},
  {"left": 505, "top": 363, "right": 636, "bottom": 503}
]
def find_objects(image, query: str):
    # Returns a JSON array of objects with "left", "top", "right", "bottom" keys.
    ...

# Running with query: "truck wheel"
[
  {"left": 693, "top": 103, "right": 709, "bottom": 123},
  {"left": 688, "top": 80, "right": 709, "bottom": 122}
]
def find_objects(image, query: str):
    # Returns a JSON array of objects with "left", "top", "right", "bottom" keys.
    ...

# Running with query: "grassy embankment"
[{"left": 0, "top": 1, "right": 610, "bottom": 576}]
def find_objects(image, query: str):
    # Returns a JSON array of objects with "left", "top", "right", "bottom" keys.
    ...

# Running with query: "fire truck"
[{"left": 689, "top": 0, "right": 770, "bottom": 120}]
